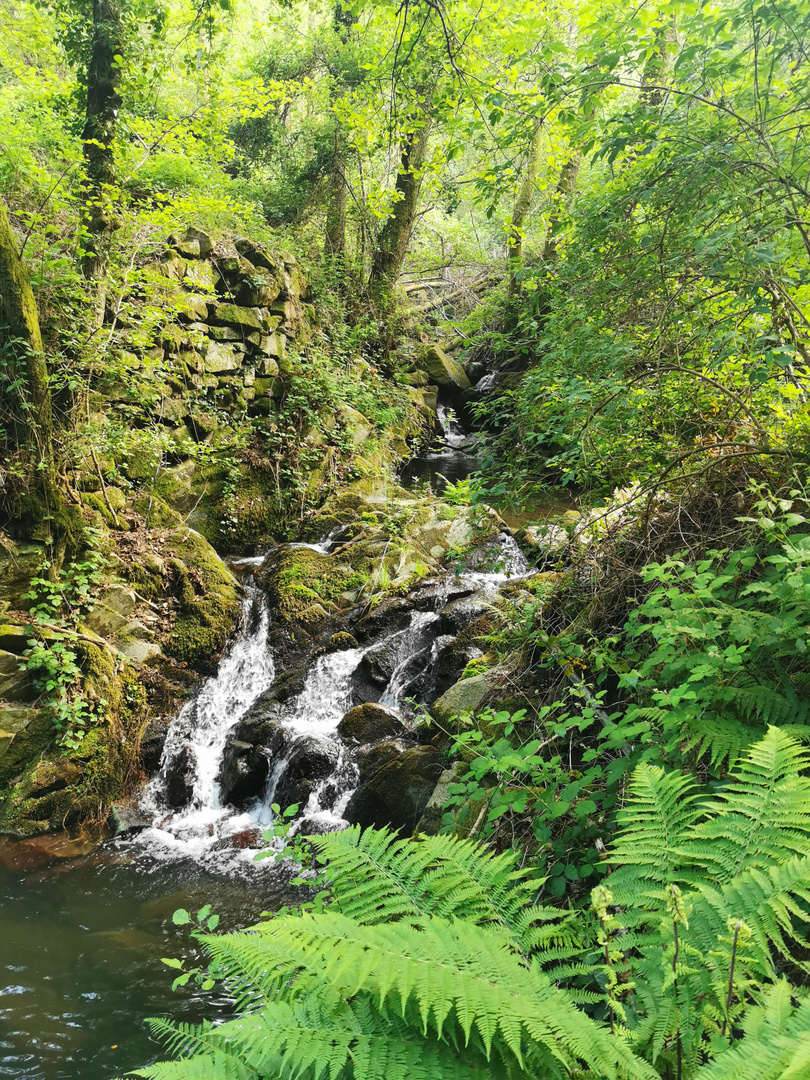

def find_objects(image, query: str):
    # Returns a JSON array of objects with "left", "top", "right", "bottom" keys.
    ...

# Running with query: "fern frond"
[
  {"left": 201, "top": 912, "right": 655, "bottom": 1080},
  {"left": 311, "top": 826, "right": 565, "bottom": 954},
  {"left": 141, "top": 996, "right": 495, "bottom": 1080},
  {"left": 685, "top": 727, "right": 810, "bottom": 882},
  {"left": 683, "top": 714, "right": 758, "bottom": 771},
  {"left": 608, "top": 763, "right": 698, "bottom": 895},
  {"left": 690, "top": 855, "right": 810, "bottom": 975},
  {"left": 695, "top": 981, "right": 810, "bottom": 1080}
]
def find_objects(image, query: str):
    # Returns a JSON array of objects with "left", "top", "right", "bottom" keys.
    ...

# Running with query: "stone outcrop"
[
  {"left": 337, "top": 703, "right": 407, "bottom": 745},
  {"left": 419, "top": 345, "right": 471, "bottom": 390},
  {"left": 345, "top": 745, "right": 444, "bottom": 834}
]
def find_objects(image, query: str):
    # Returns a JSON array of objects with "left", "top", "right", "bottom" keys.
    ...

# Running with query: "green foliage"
[
  {"left": 138, "top": 732, "right": 810, "bottom": 1079},
  {"left": 21, "top": 547, "right": 108, "bottom": 748},
  {"left": 599, "top": 499, "right": 810, "bottom": 769}
]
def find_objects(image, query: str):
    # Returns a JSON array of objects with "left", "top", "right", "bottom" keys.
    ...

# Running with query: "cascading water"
[
  {"left": 135, "top": 586, "right": 276, "bottom": 863},
  {"left": 129, "top": 516, "right": 534, "bottom": 872},
  {"left": 380, "top": 611, "right": 440, "bottom": 708}
]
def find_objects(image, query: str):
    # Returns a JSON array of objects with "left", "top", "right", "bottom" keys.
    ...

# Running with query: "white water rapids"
[{"left": 128, "top": 527, "right": 532, "bottom": 871}]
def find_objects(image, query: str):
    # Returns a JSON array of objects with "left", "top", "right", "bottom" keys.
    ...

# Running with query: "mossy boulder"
[
  {"left": 337, "top": 703, "right": 407, "bottom": 745},
  {"left": 0, "top": 646, "right": 147, "bottom": 839},
  {"left": 419, "top": 345, "right": 470, "bottom": 390},
  {"left": 345, "top": 745, "right": 444, "bottom": 834},
  {"left": 162, "top": 527, "right": 240, "bottom": 668},
  {"left": 430, "top": 673, "right": 494, "bottom": 726},
  {"left": 263, "top": 548, "right": 364, "bottom": 629}
]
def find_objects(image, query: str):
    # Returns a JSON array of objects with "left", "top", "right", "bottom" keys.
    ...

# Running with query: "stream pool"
[{"left": 0, "top": 844, "right": 286, "bottom": 1080}]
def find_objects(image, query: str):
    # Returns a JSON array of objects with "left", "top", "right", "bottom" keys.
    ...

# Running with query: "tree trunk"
[
  {"left": 369, "top": 97, "right": 434, "bottom": 299},
  {"left": 507, "top": 118, "right": 544, "bottom": 296},
  {"left": 324, "top": 124, "right": 348, "bottom": 259},
  {"left": 641, "top": 17, "right": 678, "bottom": 111},
  {"left": 542, "top": 153, "right": 582, "bottom": 262},
  {"left": 0, "top": 199, "right": 66, "bottom": 549},
  {"left": 81, "top": 0, "right": 123, "bottom": 307},
  {"left": 0, "top": 200, "right": 53, "bottom": 457}
]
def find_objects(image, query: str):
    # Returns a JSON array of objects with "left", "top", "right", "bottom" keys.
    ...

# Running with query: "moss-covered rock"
[
  {"left": 0, "top": 644, "right": 147, "bottom": 839},
  {"left": 345, "top": 745, "right": 444, "bottom": 834},
  {"left": 162, "top": 527, "right": 240, "bottom": 667},
  {"left": 263, "top": 548, "right": 364, "bottom": 629},
  {"left": 337, "top": 703, "right": 407, "bottom": 745}
]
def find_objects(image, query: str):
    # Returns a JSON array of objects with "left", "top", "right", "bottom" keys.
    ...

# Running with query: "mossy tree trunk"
[
  {"left": 0, "top": 199, "right": 54, "bottom": 469},
  {"left": 506, "top": 118, "right": 544, "bottom": 296},
  {"left": 81, "top": 0, "right": 123, "bottom": 317},
  {"left": 325, "top": 124, "right": 349, "bottom": 260},
  {"left": 323, "top": 1, "right": 354, "bottom": 270},
  {"left": 368, "top": 92, "right": 434, "bottom": 302},
  {"left": 542, "top": 153, "right": 582, "bottom": 262},
  {"left": 0, "top": 198, "right": 66, "bottom": 549}
]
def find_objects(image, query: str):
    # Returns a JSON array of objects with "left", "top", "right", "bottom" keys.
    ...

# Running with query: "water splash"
[
  {"left": 135, "top": 588, "right": 275, "bottom": 863},
  {"left": 380, "top": 611, "right": 440, "bottom": 707}
]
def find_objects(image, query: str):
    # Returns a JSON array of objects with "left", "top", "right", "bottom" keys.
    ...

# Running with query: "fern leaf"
[
  {"left": 608, "top": 763, "right": 698, "bottom": 896},
  {"left": 311, "top": 826, "right": 564, "bottom": 955},
  {"left": 695, "top": 981, "right": 810, "bottom": 1080},
  {"left": 685, "top": 727, "right": 810, "bottom": 882}
]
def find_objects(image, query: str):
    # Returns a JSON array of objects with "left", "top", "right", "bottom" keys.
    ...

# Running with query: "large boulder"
[
  {"left": 345, "top": 745, "right": 443, "bottom": 834},
  {"left": 356, "top": 738, "right": 411, "bottom": 783},
  {"left": 430, "top": 673, "right": 494, "bottom": 725},
  {"left": 419, "top": 345, "right": 471, "bottom": 390},
  {"left": 338, "top": 703, "right": 406, "bottom": 745},
  {"left": 273, "top": 736, "right": 340, "bottom": 811},
  {"left": 162, "top": 745, "right": 194, "bottom": 810}
]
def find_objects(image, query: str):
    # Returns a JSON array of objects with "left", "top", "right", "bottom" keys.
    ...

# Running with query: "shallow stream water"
[
  {"left": 0, "top": 395, "right": 564, "bottom": 1080},
  {"left": 0, "top": 850, "right": 290, "bottom": 1080}
]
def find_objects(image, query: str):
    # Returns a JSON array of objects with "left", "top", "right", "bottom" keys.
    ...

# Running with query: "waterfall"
[
  {"left": 380, "top": 611, "right": 440, "bottom": 707},
  {"left": 436, "top": 404, "right": 469, "bottom": 451},
  {"left": 135, "top": 587, "right": 275, "bottom": 863},
  {"left": 129, "top": 525, "right": 531, "bottom": 870}
]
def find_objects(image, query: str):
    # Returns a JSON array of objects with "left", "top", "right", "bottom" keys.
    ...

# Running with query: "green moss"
[
  {"left": 267, "top": 548, "right": 367, "bottom": 626},
  {"left": 161, "top": 527, "right": 240, "bottom": 667},
  {"left": 0, "top": 646, "right": 147, "bottom": 838},
  {"left": 133, "top": 493, "right": 181, "bottom": 528}
]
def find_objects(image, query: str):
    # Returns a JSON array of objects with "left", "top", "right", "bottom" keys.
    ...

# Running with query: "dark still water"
[{"left": 0, "top": 844, "right": 283, "bottom": 1080}]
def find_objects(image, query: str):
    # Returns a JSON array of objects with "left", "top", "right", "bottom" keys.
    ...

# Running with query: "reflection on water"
[{"left": 0, "top": 851, "right": 284, "bottom": 1080}]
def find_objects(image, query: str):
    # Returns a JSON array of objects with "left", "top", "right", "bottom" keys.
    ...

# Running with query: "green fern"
[
  {"left": 311, "top": 825, "right": 571, "bottom": 954},
  {"left": 134, "top": 729, "right": 810, "bottom": 1080},
  {"left": 694, "top": 981, "right": 810, "bottom": 1080}
]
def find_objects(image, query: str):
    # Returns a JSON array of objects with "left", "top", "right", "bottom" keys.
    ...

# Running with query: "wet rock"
[
  {"left": 327, "top": 632, "right": 358, "bottom": 652},
  {"left": 352, "top": 597, "right": 415, "bottom": 643},
  {"left": 430, "top": 673, "right": 494, "bottom": 725},
  {"left": 219, "top": 737, "right": 270, "bottom": 806},
  {"left": 351, "top": 636, "right": 404, "bottom": 701},
  {"left": 296, "top": 815, "right": 340, "bottom": 836},
  {"left": 428, "top": 637, "right": 484, "bottom": 700},
  {"left": 439, "top": 590, "right": 492, "bottom": 635},
  {"left": 338, "top": 703, "right": 406, "bottom": 745},
  {"left": 163, "top": 746, "right": 194, "bottom": 809},
  {"left": 345, "top": 745, "right": 443, "bottom": 834},
  {"left": 109, "top": 802, "right": 151, "bottom": 836},
  {"left": 419, "top": 345, "right": 471, "bottom": 390},
  {"left": 230, "top": 827, "right": 262, "bottom": 849},
  {"left": 138, "top": 719, "right": 170, "bottom": 774},
  {"left": 273, "top": 736, "right": 340, "bottom": 811},
  {"left": 356, "top": 738, "right": 411, "bottom": 782}
]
